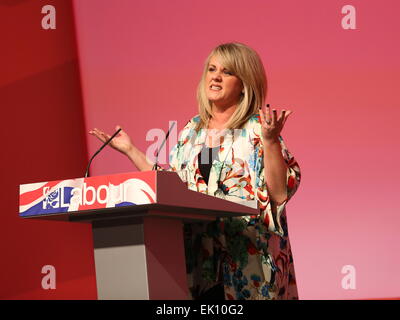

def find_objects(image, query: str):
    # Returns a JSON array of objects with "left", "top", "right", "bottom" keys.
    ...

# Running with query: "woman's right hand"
[{"left": 89, "top": 126, "right": 133, "bottom": 156}]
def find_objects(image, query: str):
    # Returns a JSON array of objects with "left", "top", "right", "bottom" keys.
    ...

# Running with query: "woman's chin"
[{"left": 207, "top": 95, "right": 224, "bottom": 103}]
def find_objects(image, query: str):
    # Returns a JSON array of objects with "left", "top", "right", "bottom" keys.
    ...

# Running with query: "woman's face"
[{"left": 205, "top": 55, "right": 243, "bottom": 108}]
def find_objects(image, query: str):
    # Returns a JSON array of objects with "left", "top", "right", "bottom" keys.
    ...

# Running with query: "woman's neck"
[
  {"left": 205, "top": 104, "right": 236, "bottom": 147},
  {"left": 208, "top": 104, "right": 237, "bottom": 130}
]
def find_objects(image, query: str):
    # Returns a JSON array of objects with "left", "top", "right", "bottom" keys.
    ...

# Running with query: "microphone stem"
[
  {"left": 85, "top": 128, "right": 122, "bottom": 178},
  {"left": 153, "top": 121, "right": 176, "bottom": 170}
]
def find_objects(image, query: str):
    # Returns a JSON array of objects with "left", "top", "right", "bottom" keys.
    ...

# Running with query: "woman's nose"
[{"left": 212, "top": 72, "right": 222, "bottom": 81}]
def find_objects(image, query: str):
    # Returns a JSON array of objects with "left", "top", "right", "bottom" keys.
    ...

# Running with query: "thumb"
[
  {"left": 115, "top": 125, "right": 122, "bottom": 132},
  {"left": 282, "top": 111, "right": 293, "bottom": 126}
]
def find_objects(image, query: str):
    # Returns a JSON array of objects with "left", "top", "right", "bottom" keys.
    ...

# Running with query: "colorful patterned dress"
[{"left": 167, "top": 114, "right": 301, "bottom": 300}]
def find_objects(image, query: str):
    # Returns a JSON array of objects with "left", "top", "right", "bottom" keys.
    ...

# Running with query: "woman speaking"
[{"left": 90, "top": 42, "right": 301, "bottom": 300}]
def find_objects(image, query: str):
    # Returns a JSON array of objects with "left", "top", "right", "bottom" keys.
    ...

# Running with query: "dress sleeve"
[{"left": 255, "top": 135, "right": 301, "bottom": 237}]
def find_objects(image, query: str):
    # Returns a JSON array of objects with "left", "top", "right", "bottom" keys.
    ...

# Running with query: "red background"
[{"left": 0, "top": 0, "right": 96, "bottom": 299}]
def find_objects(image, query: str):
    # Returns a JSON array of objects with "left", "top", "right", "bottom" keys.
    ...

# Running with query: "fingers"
[
  {"left": 278, "top": 110, "right": 286, "bottom": 122},
  {"left": 259, "top": 105, "right": 267, "bottom": 125},
  {"left": 271, "top": 107, "right": 278, "bottom": 124},
  {"left": 265, "top": 104, "right": 272, "bottom": 124},
  {"left": 261, "top": 105, "right": 293, "bottom": 127},
  {"left": 89, "top": 128, "right": 111, "bottom": 143},
  {"left": 260, "top": 104, "right": 272, "bottom": 125},
  {"left": 282, "top": 110, "right": 293, "bottom": 127},
  {"left": 261, "top": 104, "right": 276, "bottom": 125},
  {"left": 114, "top": 125, "right": 123, "bottom": 138}
]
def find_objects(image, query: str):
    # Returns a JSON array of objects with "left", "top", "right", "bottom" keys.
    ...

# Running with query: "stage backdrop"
[
  {"left": 72, "top": 0, "right": 400, "bottom": 299},
  {"left": 0, "top": 0, "right": 97, "bottom": 299}
]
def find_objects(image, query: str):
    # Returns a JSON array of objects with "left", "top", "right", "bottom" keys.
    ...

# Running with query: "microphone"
[
  {"left": 84, "top": 128, "right": 122, "bottom": 178},
  {"left": 152, "top": 121, "right": 176, "bottom": 170}
]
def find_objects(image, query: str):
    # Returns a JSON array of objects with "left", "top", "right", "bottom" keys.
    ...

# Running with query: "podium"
[{"left": 19, "top": 171, "right": 259, "bottom": 300}]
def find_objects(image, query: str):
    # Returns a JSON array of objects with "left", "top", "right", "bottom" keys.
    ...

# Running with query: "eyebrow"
[{"left": 208, "top": 64, "right": 228, "bottom": 69}]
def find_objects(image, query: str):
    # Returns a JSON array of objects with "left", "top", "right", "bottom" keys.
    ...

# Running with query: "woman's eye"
[{"left": 207, "top": 67, "right": 233, "bottom": 75}]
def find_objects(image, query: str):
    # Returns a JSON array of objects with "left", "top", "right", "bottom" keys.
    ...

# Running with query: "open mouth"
[{"left": 210, "top": 85, "right": 222, "bottom": 91}]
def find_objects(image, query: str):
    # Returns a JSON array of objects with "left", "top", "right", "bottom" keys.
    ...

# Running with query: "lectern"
[{"left": 19, "top": 171, "right": 258, "bottom": 300}]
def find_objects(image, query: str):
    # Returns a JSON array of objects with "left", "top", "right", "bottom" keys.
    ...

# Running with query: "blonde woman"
[{"left": 90, "top": 42, "right": 301, "bottom": 300}]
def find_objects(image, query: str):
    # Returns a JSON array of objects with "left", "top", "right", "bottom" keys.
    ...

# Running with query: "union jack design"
[{"left": 19, "top": 172, "right": 157, "bottom": 217}]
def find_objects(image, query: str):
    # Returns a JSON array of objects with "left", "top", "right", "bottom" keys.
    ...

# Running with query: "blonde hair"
[{"left": 196, "top": 42, "right": 267, "bottom": 130}]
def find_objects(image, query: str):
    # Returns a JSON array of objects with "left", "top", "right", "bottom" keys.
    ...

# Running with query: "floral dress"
[{"left": 167, "top": 114, "right": 301, "bottom": 300}]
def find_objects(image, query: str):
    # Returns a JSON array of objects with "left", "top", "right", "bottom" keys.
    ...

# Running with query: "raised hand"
[
  {"left": 259, "top": 104, "right": 293, "bottom": 143},
  {"left": 89, "top": 126, "right": 133, "bottom": 155}
]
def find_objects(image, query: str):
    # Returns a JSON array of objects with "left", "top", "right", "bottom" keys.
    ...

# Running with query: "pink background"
[{"left": 1, "top": 0, "right": 399, "bottom": 299}]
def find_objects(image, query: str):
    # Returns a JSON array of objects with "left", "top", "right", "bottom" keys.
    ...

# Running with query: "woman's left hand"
[{"left": 259, "top": 104, "right": 293, "bottom": 143}]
